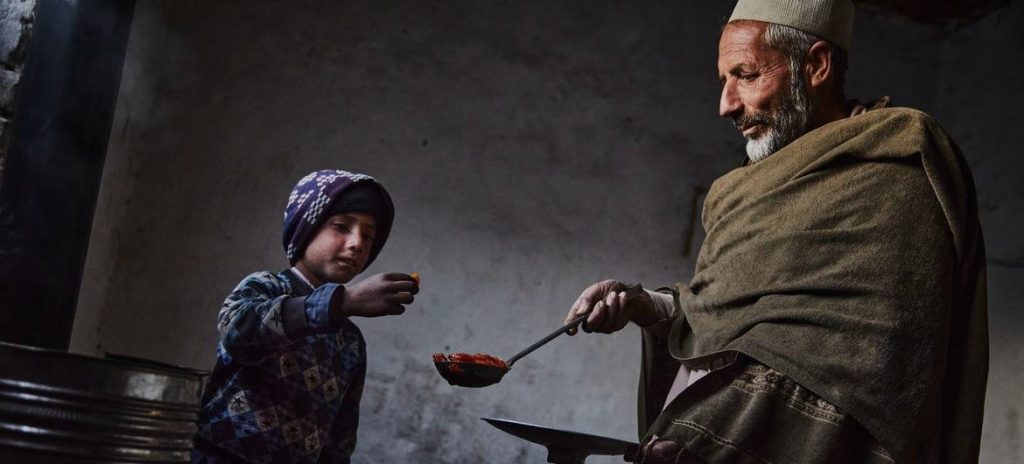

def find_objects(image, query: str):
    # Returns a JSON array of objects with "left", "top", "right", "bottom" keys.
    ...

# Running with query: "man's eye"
[
  {"left": 740, "top": 73, "right": 758, "bottom": 82},
  {"left": 362, "top": 233, "right": 375, "bottom": 243},
  {"left": 332, "top": 223, "right": 350, "bottom": 232}
]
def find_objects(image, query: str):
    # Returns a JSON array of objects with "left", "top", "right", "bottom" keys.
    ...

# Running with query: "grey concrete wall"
[
  {"left": 0, "top": 0, "right": 33, "bottom": 169},
  {"left": 70, "top": 1, "right": 1023, "bottom": 462},
  {"left": 0, "top": 0, "right": 34, "bottom": 275},
  {"left": 929, "top": 6, "right": 1024, "bottom": 463}
]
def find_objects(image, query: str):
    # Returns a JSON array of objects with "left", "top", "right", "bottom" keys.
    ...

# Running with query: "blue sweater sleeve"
[{"left": 217, "top": 272, "right": 343, "bottom": 365}]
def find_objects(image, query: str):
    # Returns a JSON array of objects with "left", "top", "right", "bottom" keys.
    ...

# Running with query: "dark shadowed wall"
[{"left": 69, "top": 1, "right": 1023, "bottom": 462}]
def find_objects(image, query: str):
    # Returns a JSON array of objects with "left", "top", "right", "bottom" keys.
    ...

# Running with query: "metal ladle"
[{"left": 434, "top": 284, "right": 643, "bottom": 388}]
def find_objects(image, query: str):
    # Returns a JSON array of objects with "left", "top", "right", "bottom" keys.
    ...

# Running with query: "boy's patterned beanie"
[{"left": 282, "top": 170, "right": 394, "bottom": 267}]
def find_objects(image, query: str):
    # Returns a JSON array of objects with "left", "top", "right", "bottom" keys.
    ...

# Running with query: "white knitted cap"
[{"left": 729, "top": 0, "right": 855, "bottom": 50}]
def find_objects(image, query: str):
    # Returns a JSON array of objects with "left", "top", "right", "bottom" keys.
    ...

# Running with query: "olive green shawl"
[{"left": 651, "top": 107, "right": 988, "bottom": 462}]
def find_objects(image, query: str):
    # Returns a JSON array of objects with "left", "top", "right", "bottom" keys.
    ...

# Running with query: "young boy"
[{"left": 193, "top": 170, "right": 418, "bottom": 463}]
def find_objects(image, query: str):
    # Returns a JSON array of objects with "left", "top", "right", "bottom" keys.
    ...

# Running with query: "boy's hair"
[{"left": 282, "top": 170, "right": 394, "bottom": 267}]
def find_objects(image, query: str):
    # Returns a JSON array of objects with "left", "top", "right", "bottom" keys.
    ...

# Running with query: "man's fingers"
[
  {"left": 596, "top": 292, "right": 620, "bottom": 333},
  {"left": 593, "top": 293, "right": 615, "bottom": 333},
  {"left": 566, "top": 292, "right": 590, "bottom": 335},
  {"left": 566, "top": 293, "right": 588, "bottom": 330},
  {"left": 569, "top": 295, "right": 585, "bottom": 318},
  {"left": 568, "top": 281, "right": 621, "bottom": 335},
  {"left": 585, "top": 301, "right": 607, "bottom": 333},
  {"left": 604, "top": 291, "right": 618, "bottom": 309},
  {"left": 576, "top": 296, "right": 593, "bottom": 317},
  {"left": 389, "top": 305, "right": 406, "bottom": 315},
  {"left": 566, "top": 299, "right": 582, "bottom": 335},
  {"left": 569, "top": 296, "right": 592, "bottom": 334},
  {"left": 581, "top": 301, "right": 596, "bottom": 333},
  {"left": 591, "top": 291, "right": 634, "bottom": 334}
]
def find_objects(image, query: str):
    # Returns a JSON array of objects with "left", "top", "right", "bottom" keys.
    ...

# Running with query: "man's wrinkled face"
[{"left": 718, "top": 21, "right": 810, "bottom": 163}]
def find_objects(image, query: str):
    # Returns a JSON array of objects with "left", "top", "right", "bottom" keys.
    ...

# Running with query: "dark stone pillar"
[{"left": 0, "top": 0, "right": 135, "bottom": 349}]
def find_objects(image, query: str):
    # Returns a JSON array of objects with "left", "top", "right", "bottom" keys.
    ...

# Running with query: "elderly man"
[{"left": 565, "top": 1, "right": 988, "bottom": 462}]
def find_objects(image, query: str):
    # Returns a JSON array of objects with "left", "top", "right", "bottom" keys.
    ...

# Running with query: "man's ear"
[{"left": 805, "top": 40, "right": 833, "bottom": 89}]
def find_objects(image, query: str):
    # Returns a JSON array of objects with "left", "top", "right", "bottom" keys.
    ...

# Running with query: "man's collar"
[
  {"left": 737, "top": 96, "right": 892, "bottom": 168},
  {"left": 850, "top": 96, "right": 892, "bottom": 117}
]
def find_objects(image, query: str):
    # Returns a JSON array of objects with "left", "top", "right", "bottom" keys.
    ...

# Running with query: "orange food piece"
[{"left": 410, "top": 272, "right": 420, "bottom": 285}]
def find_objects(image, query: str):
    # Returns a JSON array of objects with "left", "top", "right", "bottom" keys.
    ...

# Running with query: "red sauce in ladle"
[{"left": 433, "top": 352, "right": 508, "bottom": 371}]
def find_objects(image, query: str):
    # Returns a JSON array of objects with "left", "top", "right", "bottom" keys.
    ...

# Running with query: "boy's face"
[{"left": 296, "top": 212, "right": 376, "bottom": 286}]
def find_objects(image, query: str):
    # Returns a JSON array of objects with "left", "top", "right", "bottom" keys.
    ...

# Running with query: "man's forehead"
[
  {"left": 717, "top": 21, "right": 780, "bottom": 74},
  {"left": 719, "top": 21, "right": 769, "bottom": 54}
]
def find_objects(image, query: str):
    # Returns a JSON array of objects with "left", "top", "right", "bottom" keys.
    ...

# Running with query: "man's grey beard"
[{"left": 739, "top": 77, "right": 812, "bottom": 164}]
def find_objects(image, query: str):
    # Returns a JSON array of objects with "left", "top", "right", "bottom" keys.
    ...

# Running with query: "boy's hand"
[{"left": 333, "top": 272, "right": 418, "bottom": 320}]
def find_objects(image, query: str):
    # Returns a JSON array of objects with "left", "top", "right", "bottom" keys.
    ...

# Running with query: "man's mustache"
[{"left": 734, "top": 112, "right": 773, "bottom": 132}]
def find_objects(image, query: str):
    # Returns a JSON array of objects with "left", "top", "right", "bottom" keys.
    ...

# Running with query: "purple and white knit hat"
[{"left": 282, "top": 170, "right": 394, "bottom": 266}]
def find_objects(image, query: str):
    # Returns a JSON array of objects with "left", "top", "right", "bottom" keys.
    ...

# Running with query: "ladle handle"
[
  {"left": 505, "top": 284, "right": 645, "bottom": 367},
  {"left": 506, "top": 313, "right": 588, "bottom": 367}
]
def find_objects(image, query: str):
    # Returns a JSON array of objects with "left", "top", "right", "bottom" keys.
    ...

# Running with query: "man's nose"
[{"left": 719, "top": 80, "right": 742, "bottom": 118}]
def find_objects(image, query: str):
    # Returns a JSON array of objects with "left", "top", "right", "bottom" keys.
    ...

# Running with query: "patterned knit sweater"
[{"left": 195, "top": 269, "right": 366, "bottom": 463}]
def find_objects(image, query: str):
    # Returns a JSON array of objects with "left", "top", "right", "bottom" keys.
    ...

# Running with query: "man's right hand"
[
  {"left": 564, "top": 279, "right": 658, "bottom": 335},
  {"left": 332, "top": 272, "right": 418, "bottom": 321}
]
